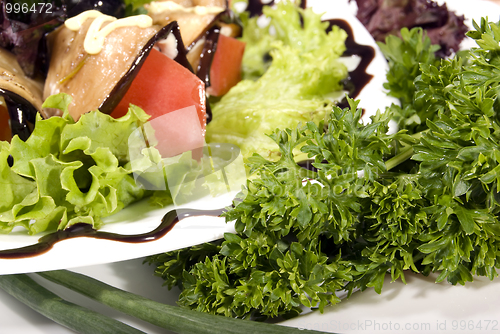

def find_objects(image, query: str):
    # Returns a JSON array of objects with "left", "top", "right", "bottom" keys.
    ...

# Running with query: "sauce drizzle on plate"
[
  {"left": 0, "top": 208, "right": 225, "bottom": 259},
  {"left": 330, "top": 19, "right": 375, "bottom": 102}
]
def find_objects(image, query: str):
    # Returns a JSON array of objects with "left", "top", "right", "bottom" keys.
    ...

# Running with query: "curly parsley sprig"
[
  {"left": 148, "top": 18, "right": 500, "bottom": 320},
  {"left": 148, "top": 99, "right": 414, "bottom": 318}
]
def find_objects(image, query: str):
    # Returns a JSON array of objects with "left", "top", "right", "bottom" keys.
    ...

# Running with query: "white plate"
[
  {"left": 2, "top": 1, "right": 500, "bottom": 333},
  {"left": 0, "top": 0, "right": 393, "bottom": 275},
  {"left": 0, "top": 193, "right": 238, "bottom": 275}
]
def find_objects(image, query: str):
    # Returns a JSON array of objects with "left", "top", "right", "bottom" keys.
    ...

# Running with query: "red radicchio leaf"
[
  {"left": 352, "top": 0, "right": 468, "bottom": 57},
  {"left": 0, "top": 1, "right": 65, "bottom": 77},
  {"left": 0, "top": 0, "right": 126, "bottom": 78}
]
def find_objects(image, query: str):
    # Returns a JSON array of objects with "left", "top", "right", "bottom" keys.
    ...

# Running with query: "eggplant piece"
[
  {"left": 43, "top": 16, "right": 157, "bottom": 120},
  {"left": 146, "top": 1, "right": 242, "bottom": 82},
  {"left": 189, "top": 9, "right": 242, "bottom": 90},
  {"left": 100, "top": 22, "right": 194, "bottom": 115},
  {"left": 0, "top": 47, "right": 44, "bottom": 140},
  {"left": 195, "top": 26, "right": 220, "bottom": 88},
  {"left": 43, "top": 13, "right": 191, "bottom": 120},
  {"left": 145, "top": 0, "right": 227, "bottom": 48},
  {"left": 184, "top": 16, "right": 241, "bottom": 72},
  {"left": 66, "top": 0, "right": 127, "bottom": 19}
]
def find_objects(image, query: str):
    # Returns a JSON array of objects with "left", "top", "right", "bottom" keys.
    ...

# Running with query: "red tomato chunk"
[
  {"left": 207, "top": 34, "right": 245, "bottom": 97},
  {"left": 111, "top": 48, "right": 207, "bottom": 132}
]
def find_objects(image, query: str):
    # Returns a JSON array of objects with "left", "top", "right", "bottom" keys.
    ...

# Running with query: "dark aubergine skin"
[
  {"left": 98, "top": 21, "right": 195, "bottom": 115},
  {"left": 196, "top": 27, "right": 220, "bottom": 91},
  {"left": 194, "top": 8, "right": 244, "bottom": 87},
  {"left": 195, "top": 27, "right": 220, "bottom": 124},
  {"left": 188, "top": 8, "right": 243, "bottom": 123},
  {"left": 0, "top": 0, "right": 128, "bottom": 141},
  {"left": 0, "top": 89, "right": 37, "bottom": 141}
]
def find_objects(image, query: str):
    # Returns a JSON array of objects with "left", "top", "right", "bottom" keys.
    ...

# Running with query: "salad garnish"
[{"left": 0, "top": 94, "right": 148, "bottom": 234}]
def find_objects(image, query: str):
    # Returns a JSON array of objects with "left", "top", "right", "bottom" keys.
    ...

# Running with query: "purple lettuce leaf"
[{"left": 352, "top": 0, "right": 468, "bottom": 57}]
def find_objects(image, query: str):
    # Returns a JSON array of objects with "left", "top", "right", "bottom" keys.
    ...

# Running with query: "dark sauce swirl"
[
  {"left": 328, "top": 19, "right": 375, "bottom": 102},
  {"left": 0, "top": 208, "right": 225, "bottom": 259},
  {"left": 230, "top": 0, "right": 375, "bottom": 103}
]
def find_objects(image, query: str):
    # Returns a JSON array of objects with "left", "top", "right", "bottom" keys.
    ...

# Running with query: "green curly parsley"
[{"left": 148, "top": 18, "right": 500, "bottom": 320}]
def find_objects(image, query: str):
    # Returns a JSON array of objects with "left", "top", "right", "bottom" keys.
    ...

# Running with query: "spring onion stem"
[
  {"left": 0, "top": 274, "right": 146, "bottom": 334},
  {"left": 38, "top": 269, "right": 337, "bottom": 334}
]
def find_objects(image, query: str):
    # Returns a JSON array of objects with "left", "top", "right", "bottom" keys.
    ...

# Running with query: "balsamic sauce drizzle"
[
  {"left": 0, "top": 208, "right": 225, "bottom": 259},
  {"left": 197, "top": 27, "right": 221, "bottom": 123},
  {"left": 327, "top": 19, "right": 375, "bottom": 102}
]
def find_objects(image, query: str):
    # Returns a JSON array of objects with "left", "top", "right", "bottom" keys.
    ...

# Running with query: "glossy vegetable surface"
[
  {"left": 111, "top": 48, "right": 207, "bottom": 130},
  {"left": 0, "top": 274, "right": 146, "bottom": 334},
  {"left": 37, "top": 269, "right": 335, "bottom": 334},
  {"left": 207, "top": 34, "right": 246, "bottom": 97}
]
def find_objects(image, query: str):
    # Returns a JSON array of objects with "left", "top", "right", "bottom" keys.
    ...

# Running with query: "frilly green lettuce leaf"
[
  {"left": 239, "top": 1, "right": 347, "bottom": 80},
  {"left": 0, "top": 94, "right": 149, "bottom": 234},
  {"left": 207, "top": 44, "right": 348, "bottom": 159},
  {"left": 138, "top": 145, "right": 246, "bottom": 207},
  {"left": 206, "top": 2, "right": 348, "bottom": 159}
]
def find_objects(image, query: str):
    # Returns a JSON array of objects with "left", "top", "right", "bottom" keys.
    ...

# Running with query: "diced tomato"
[
  {"left": 207, "top": 34, "right": 245, "bottom": 97},
  {"left": 111, "top": 48, "right": 207, "bottom": 157},
  {"left": 0, "top": 104, "right": 11, "bottom": 142},
  {"left": 111, "top": 48, "right": 207, "bottom": 132},
  {"left": 110, "top": 36, "right": 244, "bottom": 157},
  {"left": 144, "top": 105, "right": 204, "bottom": 158}
]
